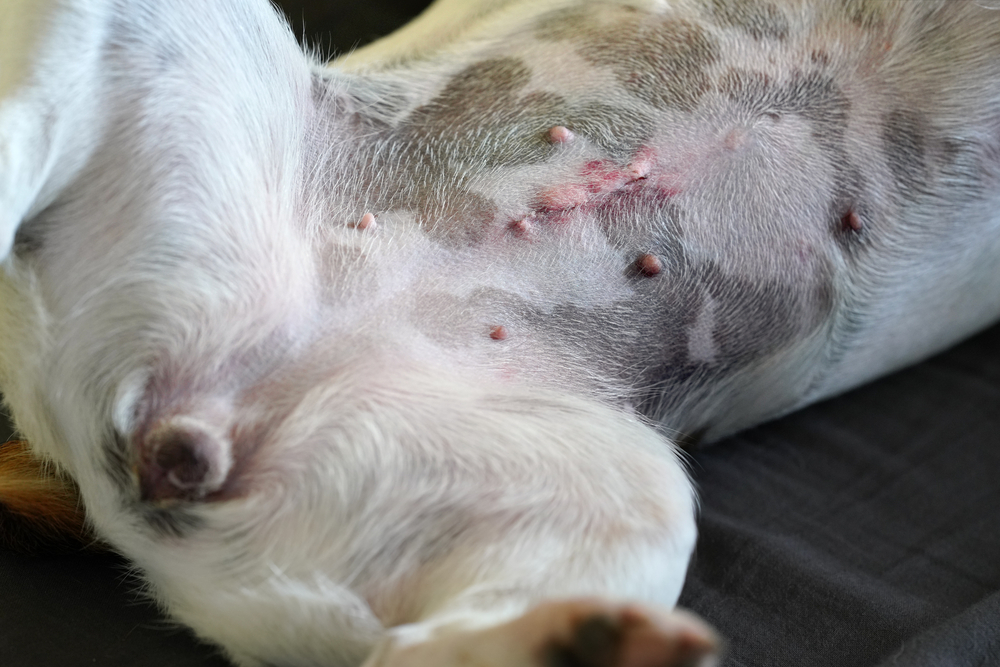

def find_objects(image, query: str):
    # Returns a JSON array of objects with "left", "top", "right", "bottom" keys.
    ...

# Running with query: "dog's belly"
[{"left": 314, "top": 0, "right": 1000, "bottom": 438}]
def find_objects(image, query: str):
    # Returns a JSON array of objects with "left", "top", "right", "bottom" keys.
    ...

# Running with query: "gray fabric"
[
  {"left": 679, "top": 323, "right": 1000, "bottom": 666},
  {"left": 0, "top": 549, "right": 231, "bottom": 666}
]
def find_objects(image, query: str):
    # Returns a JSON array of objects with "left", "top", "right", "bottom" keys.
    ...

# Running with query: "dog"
[{"left": 2, "top": 0, "right": 1000, "bottom": 665}]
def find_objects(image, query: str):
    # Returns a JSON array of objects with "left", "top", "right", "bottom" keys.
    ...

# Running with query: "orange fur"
[{"left": 0, "top": 440, "right": 93, "bottom": 552}]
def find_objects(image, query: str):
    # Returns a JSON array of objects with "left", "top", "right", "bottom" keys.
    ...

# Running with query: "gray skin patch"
[
  {"left": 718, "top": 68, "right": 851, "bottom": 151},
  {"left": 570, "top": 102, "right": 653, "bottom": 162},
  {"left": 548, "top": 200, "right": 695, "bottom": 392},
  {"left": 327, "top": 17, "right": 837, "bottom": 427},
  {"left": 843, "top": 0, "right": 890, "bottom": 30},
  {"left": 412, "top": 187, "right": 501, "bottom": 246},
  {"left": 706, "top": 0, "right": 790, "bottom": 41},
  {"left": 11, "top": 223, "right": 44, "bottom": 256},
  {"left": 495, "top": 188, "right": 832, "bottom": 423},
  {"left": 537, "top": 8, "right": 719, "bottom": 113},
  {"left": 348, "top": 57, "right": 654, "bottom": 245},
  {"left": 640, "top": 260, "right": 833, "bottom": 421},
  {"left": 581, "top": 18, "right": 718, "bottom": 113},
  {"left": 698, "top": 261, "right": 834, "bottom": 370},
  {"left": 383, "top": 57, "right": 554, "bottom": 243},
  {"left": 396, "top": 58, "right": 654, "bottom": 165},
  {"left": 720, "top": 67, "right": 870, "bottom": 253},
  {"left": 593, "top": 184, "right": 686, "bottom": 267},
  {"left": 514, "top": 243, "right": 834, "bottom": 425},
  {"left": 882, "top": 108, "right": 929, "bottom": 199},
  {"left": 401, "top": 58, "right": 550, "bottom": 169},
  {"left": 939, "top": 137, "right": 995, "bottom": 202}
]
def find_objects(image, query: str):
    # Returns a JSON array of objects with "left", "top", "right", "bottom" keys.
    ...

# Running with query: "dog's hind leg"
[
  {"left": 366, "top": 600, "right": 720, "bottom": 667},
  {"left": 333, "top": 387, "right": 718, "bottom": 667},
  {"left": 91, "top": 363, "right": 712, "bottom": 667}
]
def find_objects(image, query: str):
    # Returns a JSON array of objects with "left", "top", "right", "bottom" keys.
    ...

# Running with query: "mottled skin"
[
  {"left": 2, "top": 1, "right": 1000, "bottom": 666},
  {"left": 326, "top": 0, "right": 1000, "bottom": 438}
]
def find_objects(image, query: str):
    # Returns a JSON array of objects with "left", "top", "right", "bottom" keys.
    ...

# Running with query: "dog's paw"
[
  {"left": 533, "top": 601, "right": 721, "bottom": 667},
  {"left": 366, "top": 599, "right": 720, "bottom": 667}
]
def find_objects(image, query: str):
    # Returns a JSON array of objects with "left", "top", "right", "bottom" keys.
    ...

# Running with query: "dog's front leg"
[{"left": 0, "top": 0, "right": 114, "bottom": 260}]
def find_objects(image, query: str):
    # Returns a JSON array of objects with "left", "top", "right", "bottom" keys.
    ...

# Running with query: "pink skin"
[
  {"left": 537, "top": 182, "right": 593, "bottom": 212},
  {"left": 489, "top": 325, "right": 509, "bottom": 341},
  {"left": 636, "top": 253, "right": 662, "bottom": 277},
  {"left": 535, "top": 146, "right": 665, "bottom": 217},
  {"left": 527, "top": 122, "right": 761, "bottom": 237},
  {"left": 509, "top": 217, "right": 535, "bottom": 237},
  {"left": 651, "top": 174, "right": 683, "bottom": 199},
  {"left": 645, "top": 124, "right": 755, "bottom": 199},
  {"left": 501, "top": 145, "right": 684, "bottom": 247},
  {"left": 581, "top": 159, "right": 633, "bottom": 196},
  {"left": 843, "top": 209, "right": 862, "bottom": 232},
  {"left": 355, "top": 212, "right": 377, "bottom": 230},
  {"left": 627, "top": 147, "right": 656, "bottom": 180},
  {"left": 548, "top": 125, "right": 575, "bottom": 144}
]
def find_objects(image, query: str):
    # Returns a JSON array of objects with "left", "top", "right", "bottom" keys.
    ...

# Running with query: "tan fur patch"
[{"left": 0, "top": 441, "right": 94, "bottom": 552}]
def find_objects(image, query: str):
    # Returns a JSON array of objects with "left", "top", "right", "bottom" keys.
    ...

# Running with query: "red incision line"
[{"left": 533, "top": 145, "right": 676, "bottom": 220}]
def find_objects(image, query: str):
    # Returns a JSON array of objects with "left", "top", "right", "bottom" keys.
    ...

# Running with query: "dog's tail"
[{"left": 0, "top": 440, "right": 93, "bottom": 552}]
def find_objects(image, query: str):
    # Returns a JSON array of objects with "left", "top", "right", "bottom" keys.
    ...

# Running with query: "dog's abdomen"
[{"left": 317, "top": 0, "right": 1000, "bottom": 438}]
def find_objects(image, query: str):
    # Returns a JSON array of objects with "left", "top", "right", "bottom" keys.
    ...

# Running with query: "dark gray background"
[{"left": 3, "top": 2, "right": 999, "bottom": 665}]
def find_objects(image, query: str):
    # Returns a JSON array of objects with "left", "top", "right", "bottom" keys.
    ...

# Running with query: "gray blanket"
[{"left": 680, "top": 322, "right": 1000, "bottom": 666}]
